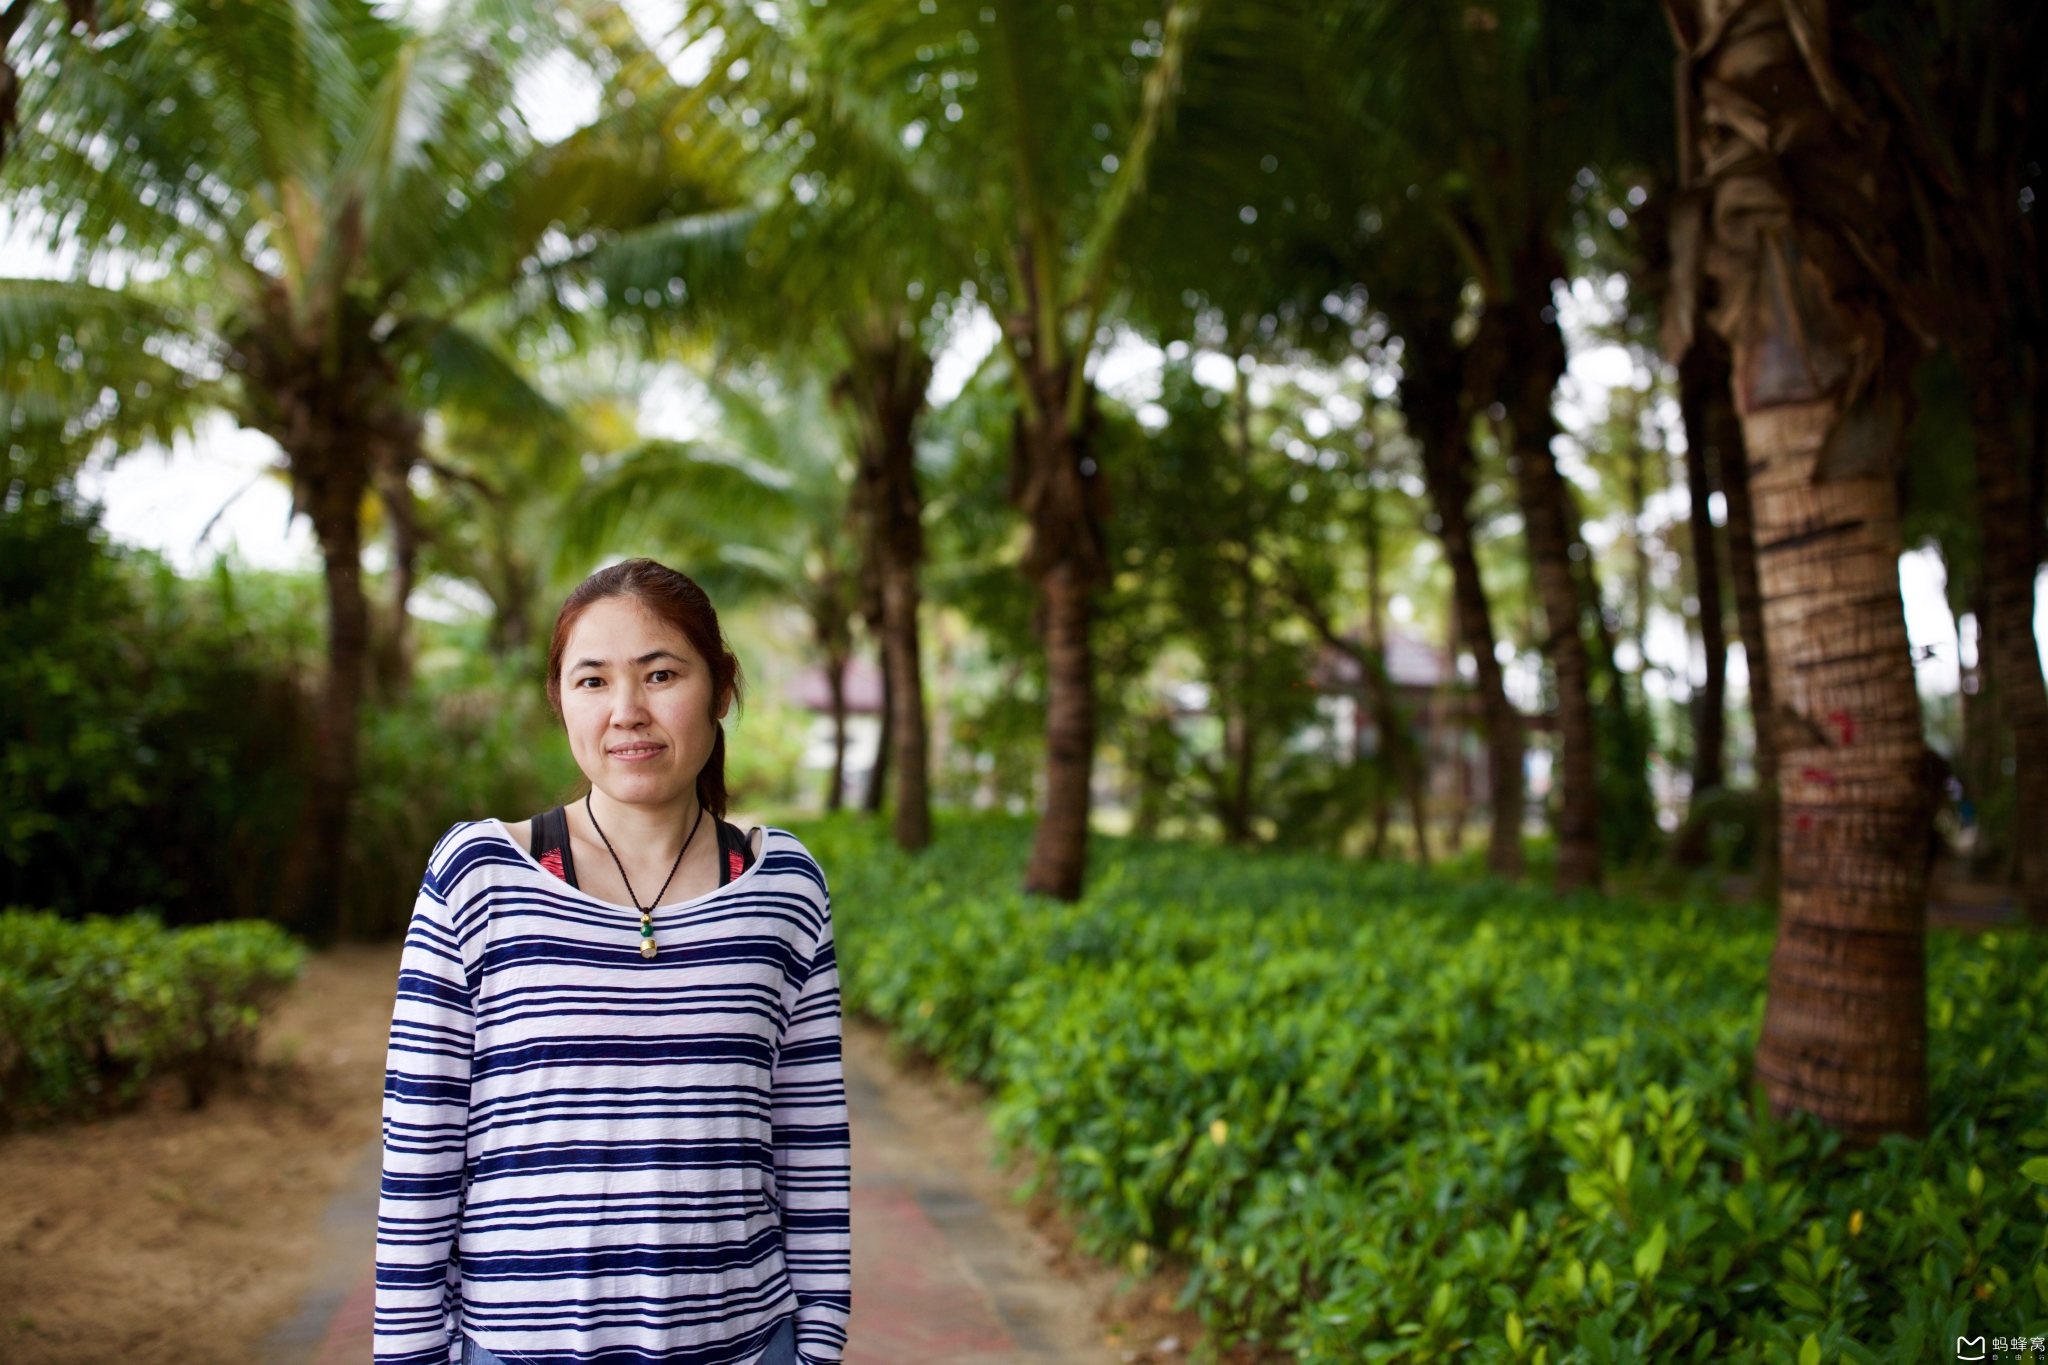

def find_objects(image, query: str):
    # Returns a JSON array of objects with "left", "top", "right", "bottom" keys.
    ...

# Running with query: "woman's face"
[{"left": 558, "top": 596, "right": 727, "bottom": 809}]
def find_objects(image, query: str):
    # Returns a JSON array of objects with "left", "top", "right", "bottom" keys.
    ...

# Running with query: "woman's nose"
[{"left": 612, "top": 685, "right": 652, "bottom": 725}]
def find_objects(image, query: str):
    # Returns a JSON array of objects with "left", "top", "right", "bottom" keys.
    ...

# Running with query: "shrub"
[
  {"left": 1, "top": 485, "right": 579, "bottom": 935},
  {"left": 811, "top": 815, "right": 2048, "bottom": 1364},
  {"left": 0, "top": 489, "right": 318, "bottom": 923},
  {"left": 347, "top": 651, "right": 580, "bottom": 938},
  {"left": 0, "top": 910, "right": 304, "bottom": 1121}
]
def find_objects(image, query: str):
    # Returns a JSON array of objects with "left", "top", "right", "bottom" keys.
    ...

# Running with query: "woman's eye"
[
  {"left": 649, "top": 670, "right": 675, "bottom": 684},
  {"left": 575, "top": 676, "right": 604, "bottom": 688}
]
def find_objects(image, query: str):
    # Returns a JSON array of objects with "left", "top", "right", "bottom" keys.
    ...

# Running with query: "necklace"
[{"left": 585, "top": 794, "right": 703, "bottom": 960}]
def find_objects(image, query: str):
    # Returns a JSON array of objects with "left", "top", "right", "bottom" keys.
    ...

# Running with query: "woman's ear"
[{"left": 716, "top": 685, "right": 733, "bottom": 721}]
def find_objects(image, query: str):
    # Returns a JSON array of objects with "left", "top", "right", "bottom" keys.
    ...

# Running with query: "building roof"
[
  {"left": 1311, "top": 628, "right": 1450, "bottom": 693},
  {"left": 788, "top": 656, "right": 885, "bottom": 714}
]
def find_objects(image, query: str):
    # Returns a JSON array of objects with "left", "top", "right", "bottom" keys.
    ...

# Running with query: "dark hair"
[{"left": 546, "top": 559, "right": 745, "bottom": 819}]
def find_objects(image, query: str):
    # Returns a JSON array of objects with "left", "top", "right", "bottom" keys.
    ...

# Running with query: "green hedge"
[
  {"left": 0, "top": 911, "right": 305, "bottom": 1121},
  {"left": 811, "top": 815, "right": 2048, "bottom": 1365}
]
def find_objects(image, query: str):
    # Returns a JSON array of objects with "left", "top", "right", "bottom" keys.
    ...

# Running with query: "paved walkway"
[{"left": 263, "top": 1023, "right": 1118, "bottom": 1365}]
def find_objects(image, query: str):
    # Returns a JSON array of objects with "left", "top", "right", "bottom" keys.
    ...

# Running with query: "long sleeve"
[
  {"left": 771, "top": 901, "right": 851, "bottom": 1364},
  {"left": 374, "top": 879, "right": 475, "bottom": 1365}
]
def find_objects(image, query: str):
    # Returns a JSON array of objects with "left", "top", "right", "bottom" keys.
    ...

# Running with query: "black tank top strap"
[
  {"left": 529, "top": 805, "right": 578, "bottom": 887},
  {"left": 715, "top": 818, "right": 758, "bottom": 886}
]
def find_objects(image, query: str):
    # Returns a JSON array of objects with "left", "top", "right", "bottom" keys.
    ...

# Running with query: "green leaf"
[
  {"left": 2020, "top": 1157, "right": 2048, "bottom": 1184},
  {"left": 1798, "top": 1334, "right": 1821, "bottom": 1365},
  {"left": 1777, "top": 1281, "right": 1826, "bottom": 1314},
  {"left": 1632, "top": 1222, "right": 1668, "bottom": 1281}
]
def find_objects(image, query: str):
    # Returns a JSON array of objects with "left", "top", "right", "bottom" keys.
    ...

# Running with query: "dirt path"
[
  {"left": 2, "top": 946, "right": 1177, "bottom": 1364},
  {"left": 841, "top": 1019, "right": 1126, "bottom": 1365},
  {"left": 0, "top": 944, "right": 402, "bottom": 1365}
]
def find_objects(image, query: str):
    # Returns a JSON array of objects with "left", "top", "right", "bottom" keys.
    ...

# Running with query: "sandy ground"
[{"left": 0, "top": 944, "right": 402, "bottom": 1365}]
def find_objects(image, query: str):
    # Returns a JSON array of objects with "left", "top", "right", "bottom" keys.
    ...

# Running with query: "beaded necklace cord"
[{"left": 584, "top": 793, "right": 704, "bottom": 960}]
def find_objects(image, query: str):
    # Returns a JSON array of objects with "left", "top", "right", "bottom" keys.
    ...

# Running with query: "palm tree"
[
  {"left": 1668, "top": 0, "right": 1936, "bottom": 1139},
  {"left": 1296, "top": 0, "right": 1671, "bottom": 891},
  {"left": 578, "top": 8, "right": 952, "bottom": 851},
  {"left": 668, "top": 0, "right": 1204, "bottom": 898},
  {"left": 1868, "top": 0, "right": 2048, "bottom": 911},
  {"left": 1345, "top": 213, "right": 1533, "bottom": 879},
  {"left": 0, "top": 0, "right": 94, "bottom": 164},
  {"left": 1106, "top": 0, "right": 1536, "bottom": 877},
  {"left": 0, "top": 0, "right": 715, "bottom": 938}
]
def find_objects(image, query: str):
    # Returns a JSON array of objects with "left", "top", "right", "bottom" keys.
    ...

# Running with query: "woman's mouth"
[{"left": 609, "top": 742, "right": 666, "bottom": 762}]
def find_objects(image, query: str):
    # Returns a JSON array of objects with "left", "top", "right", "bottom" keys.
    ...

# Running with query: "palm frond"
[
  {"left": 0, "top": 278, "right": 222, "bottom": 465},
  {"left": 412, "top": 321, "right": 572, "bottom": 434}
]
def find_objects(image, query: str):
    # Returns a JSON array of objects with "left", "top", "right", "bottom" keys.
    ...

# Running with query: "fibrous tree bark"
[
  {"left": 839, "top": 316, "right": 933, "bottom": 850},
  {"left": 1669, "top": 0, "right": 1932, "bottom": 1139},
  {"left": 372, "top": 435, "right": 424, "bottom": 697},
  {"left": 1010, "top": 293, "right": 1104, "bottom": 899},
  {"left": 823, "top": 646, "right": 847, "bottom": 806},
  {"left": 1400, "top": 317, "right": 1524, "bottom": 879},
  {"left": 1493, "top": 267, "right": 1601, "bottom": 892}
]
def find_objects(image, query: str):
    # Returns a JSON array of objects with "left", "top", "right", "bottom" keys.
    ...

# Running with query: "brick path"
[{"left": 264, "top": 1023, "right": 1116, "bottom": 1365}]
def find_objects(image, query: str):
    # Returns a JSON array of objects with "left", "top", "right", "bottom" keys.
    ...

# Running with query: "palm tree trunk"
[
  {"left": 882, "top": 560, "right": 930, "bottom": 848},
  {"left": 862, "top": 661, "right": 891, "bottom": 814},
  {"left": 373, "top": 442, "right": 421, "bottom": 696},
  {"left": 1960, "top": 334, "right": 2048, "bottom": 908},
  {"left": 1027, "top": 559, "right": 1096, "bottom": 897},
  {"left": 826, "top": 651, "right": 848, "bottom": 813},
  {"left": 295, "top": 461, "right": 371, "bottom": 945},
  {"left": 1405, "top": 328, "right": 1524, "bottom": 878},
  {"left": 1013, "top": 343, "right": 1104, "bottom": 900},
  {"left": 1743, "top": 402, "right": 1930, "bottom": 1140},
  {"left": 1497, "top": 292, "right": 1600, "bottom": 891},
  {"left": 1679, "top": 337, "right": 1730, "bottom": 797},
  {"left": 839, "top": 318, "right": 934, "bottom": 849},
  {"left": 1674, "top": 0, "right": 1933, "bottom": 1138}
]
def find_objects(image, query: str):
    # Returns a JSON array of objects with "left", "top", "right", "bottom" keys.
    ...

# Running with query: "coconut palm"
[
  {"left": 584, "top": 28, "right": 950, "bottom": 849},
  {"left": 1864, "top": 0, "right": 2048, "bottom": 909},
  {"left": 1323, "top": 0, "right": 1669, "bottom": 891},
  {"left": 1668, "top": 0, "right": 1940, "bottom": 1139},
  {"left": 655, "top": 0, "right": 1204, "bottom": 898},
  {"left": 0, "top": 0, "right": 725, "bottom": 938}
]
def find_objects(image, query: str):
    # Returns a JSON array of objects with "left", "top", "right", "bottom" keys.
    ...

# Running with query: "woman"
[{"left": 374, "top": 560, "right": 849, "bottom": 1365}]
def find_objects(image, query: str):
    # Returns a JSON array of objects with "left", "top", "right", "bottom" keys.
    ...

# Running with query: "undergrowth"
[
  {"left": 808, "top": 814, "right": 2048, "bottom": 1364},
  {"left": 0, "top": 911, "right": 304, "bottom": 1122}
]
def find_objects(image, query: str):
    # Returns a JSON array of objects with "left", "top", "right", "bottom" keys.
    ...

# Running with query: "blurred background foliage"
[{"left": 0, "top": 0, "right": 2037, "bottom": 925}]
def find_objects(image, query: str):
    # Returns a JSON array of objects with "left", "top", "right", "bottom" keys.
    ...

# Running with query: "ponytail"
[{"left": 697, "top": 721, "right": 729, "bottom": 821}]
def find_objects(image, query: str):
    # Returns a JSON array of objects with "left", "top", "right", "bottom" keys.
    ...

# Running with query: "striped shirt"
[{"left": 374, "top": 820, "right": 850, "bottom": 1365}]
